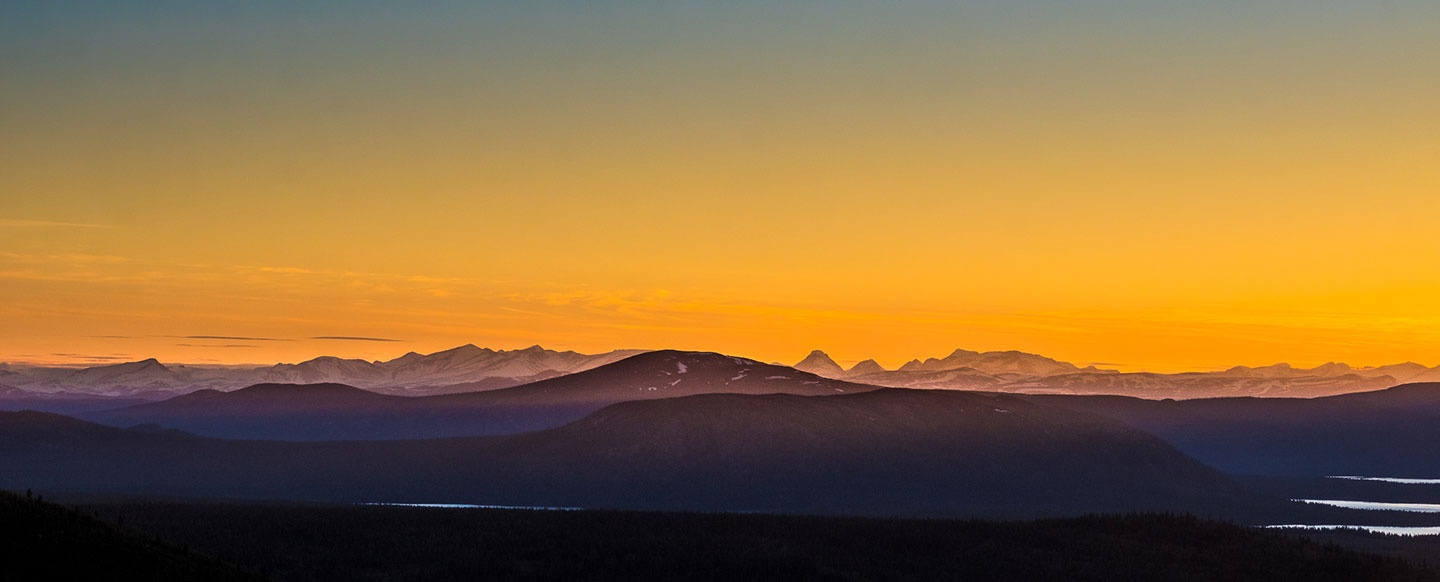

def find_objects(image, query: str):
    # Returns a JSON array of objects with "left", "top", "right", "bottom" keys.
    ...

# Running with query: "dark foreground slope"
[
  {"left": 1027, "top": 382, "right": 1440, "bottom": 476},
  {"left": 501, "top": 388, "right": 1243, "bottom": 516},
  {"left": 67, "top": 498, "right": 1440, "bottom": 582},
  {"left": 0, "top": 489, "right": 261, "bottom": 582},
  {"left": 82, "top": 351, "right": 877, "bottom": 440},
  {"left": 6, "top": 389, "right": 1241, "bottom": 517}
]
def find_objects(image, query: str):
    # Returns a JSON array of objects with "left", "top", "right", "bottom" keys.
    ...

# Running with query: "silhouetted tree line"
[
  {"left": 0, "top": 489, "right": 263, "bottom": 582},
  {"left": 59, "top": 496, "right": 1440, "bottom": 582}
]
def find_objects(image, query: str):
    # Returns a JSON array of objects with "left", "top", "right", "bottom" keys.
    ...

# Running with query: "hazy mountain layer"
[
  {"left": 797, "top": 349, "right": 1424, "bottom": 398},
  {"left": 7, "top": 345, "right": 1437, "bottom": 401},
  {"left": 82, "top": 351, "right": 877, "bottom": 440},
  {"left": 1, "top": 345, "right": 645, "bottom": 397},
  {"left": 1026, "top": 382, "right": 1440, "bottom": 476},
  {"left": 2, "top": 388, "right": 1244, "bottom": 517}
]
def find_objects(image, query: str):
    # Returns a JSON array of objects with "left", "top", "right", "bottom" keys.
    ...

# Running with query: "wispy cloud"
[
  {"left": 255, "top": 266, "right": 313, "bottom": 274},
  {"left": 0, "top": 252, "right": 131, "bottom": 264},
  {"left": 176, "top": 343, "right": 260, "bottom": 348},
  {"left": 311, "top": 336, "right": 407, "bottom": 342},
  {"left": 50, "top": 353, "right": 132, "bottom": 361},
  {"left": 176, "top": 335, "right": 293, "bottom": 342},
  {"left": 0, "top": 219, "right": 111, "bottom": 228}
]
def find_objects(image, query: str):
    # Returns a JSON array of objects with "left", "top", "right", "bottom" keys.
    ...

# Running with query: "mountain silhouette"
[
  {"left": 1026, "top": 382, "right": 1440, "bottom": 476},
  {"left": 0, "top": 488, "right": 261, "bottom": 581},
  {"left": 792, "top": 350, "right": 844, "bottom": 377},
  {"left": 846, "top": 359, "right": 886, "bottom": 376},
  {"left": 83, "top": 350, "right": 879, "bottom": 440},
  {"left": 1, "top": 388, "right": 1248, "bottom": 517}
]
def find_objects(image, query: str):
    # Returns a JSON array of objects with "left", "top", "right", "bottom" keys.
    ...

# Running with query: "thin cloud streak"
[
  {"left": 49, "top": 353, "right": 132, "bottom": 361},
  {"left": 0, "top": 219, "right": 111, "bottom": 228},
  {"left": 311, "top": 336, "right": 407, "bottom": 342},
  {"left": 177, "top": 335, "right": 293, "bottom": 342}
]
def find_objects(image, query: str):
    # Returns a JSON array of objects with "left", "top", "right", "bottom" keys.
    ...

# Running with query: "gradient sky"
[{"left": 3, "top": 1, "right": 1439, "bottom": 371}]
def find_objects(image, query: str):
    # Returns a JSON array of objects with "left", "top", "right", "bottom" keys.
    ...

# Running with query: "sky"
[{"left": 2, "top": 1, "right": 1439, "bottom": 372}]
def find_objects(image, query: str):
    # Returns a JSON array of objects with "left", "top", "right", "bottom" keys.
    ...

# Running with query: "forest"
[{"left": 4, "top": 490, "right": 1433, "bottom": 582}]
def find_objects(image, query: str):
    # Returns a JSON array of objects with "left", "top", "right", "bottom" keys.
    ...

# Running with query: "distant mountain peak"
[
  {"left": 794, "top": 350, "right": 844, "bottom": 377},
  {"left": 898, "top": 359, "right": 925, "bottom": 372},
  {"left": 74, "top": 358, "right": 173, "bottom": 375},
  {"left": 846, "top": 359, "right": 886, "bottom": 376},
  {"left": 1311, "top": 362, "right": 1354, "bottom": 375},
  {"left": 1220, "top": 361, "right": 1364, "bottom": 379},
  {"left": 641, "top": 349, "right": 759, "bottom": 366},
  {"left": 899, "top": 349, "right": 1079, "bottom": 376},
  {"left": 441, "top": 344, "right": 487, "bottom": 354}
]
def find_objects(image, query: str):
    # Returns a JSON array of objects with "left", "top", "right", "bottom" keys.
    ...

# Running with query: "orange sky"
[{"left": 3, "top": 2, "right": 1440, "bottom": 372}]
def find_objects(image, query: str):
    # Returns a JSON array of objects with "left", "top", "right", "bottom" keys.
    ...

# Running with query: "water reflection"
[
  {"left": 363, "top": 502, "right": 581, "bottom": 510},
  {"left": 1294, "top": 499, "right": 1440, "bottom": 512},
  {"left": 1328, "top": 476, "right": 1440, "bottom": 485},
  {"left": 1267, "top": 525, "right": 1440, "bottom": 537},
  {"left": 1267, "top": 477, "right": 1440, "bottom": 534}
]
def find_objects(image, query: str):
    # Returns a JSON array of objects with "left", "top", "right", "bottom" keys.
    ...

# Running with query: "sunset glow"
[{"left": 4, "top": 2, "right": 1439, "bottom": 371}]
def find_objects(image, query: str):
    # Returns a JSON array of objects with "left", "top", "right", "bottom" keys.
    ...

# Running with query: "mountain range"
[
  {"left": 5, "top": 344, "right": 1440, "bottom": 406},
  {"left": 1, "top": 345, "right": 643, "bottom": 398},
  {"left": 793, "top": 349, "right": 1440, "bottom": 399},
  {"left": 81, "top": 351, "right": 875, "bottom": 440},
  {"left": 0, "top": 388, "right": 1247, "bottom": 517},
  {"left": 6, "top": 347, "right": 1440, "bottom": 524}
]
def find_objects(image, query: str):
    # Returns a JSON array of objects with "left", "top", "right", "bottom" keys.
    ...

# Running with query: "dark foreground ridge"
[
  {"left": 0, "top": 489, "right": 262, "bottom": 582},
  {"left": 60, "top": 497, "right": 1440, "bottom": 582},
  {"left": 1025, "top": 382, "right": 1440, "bottom": 476},
  {"left": 1, "top": 388, "right": 1247, "bottom": 517}
]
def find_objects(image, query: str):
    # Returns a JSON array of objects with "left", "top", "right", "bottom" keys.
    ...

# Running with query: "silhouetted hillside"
[
  {"left": 4, "top": 388, "right": 1246, "bottom": 517},
  {"left": 66, "top": 499, "right": 1440, "bottom": 582},
  {"left": 0, "top": 489, "right": 261, "bottom": 582},
  {"left": 506, "top": 389, "right": 1243, "bottom": 515},
  {"left": 433, "top": 349, "right": 871, "bottom": 405},
  {"left": 83, "top": 351, "right": 879, "bottom": 440},
  {"left": 1027, "top": 382, "right": 1440, "bottom": 476}
]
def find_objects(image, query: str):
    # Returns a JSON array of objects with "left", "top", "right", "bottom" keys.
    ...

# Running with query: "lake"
[
  {"left": 1267, "top": 476, "right": 1440, "bottom": 536},
  {"left": 1293, "top": 499, "right": 1440, "bottom": 513},
  {"left": 1266, "top": 525, "right": 1440, "bottom": 537},
  {"left": 363, "top": 502, "right": 581, "bottom": 510}
]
